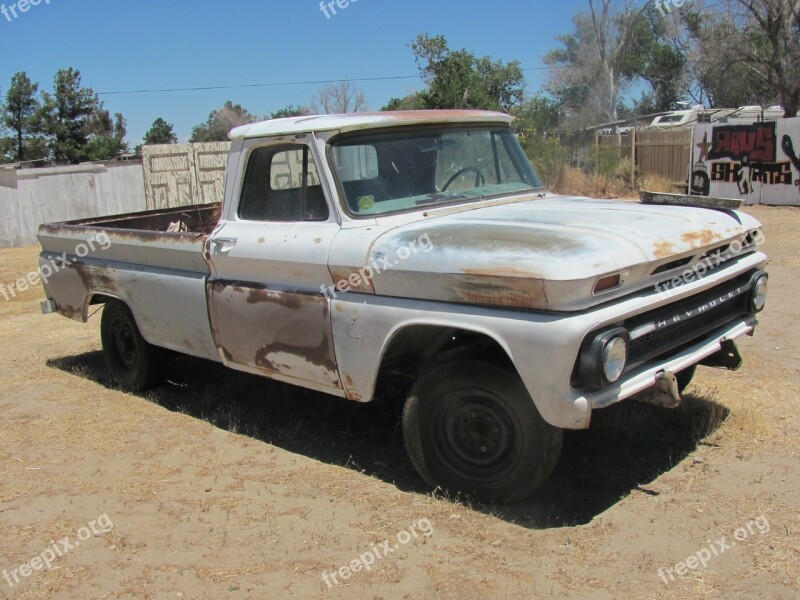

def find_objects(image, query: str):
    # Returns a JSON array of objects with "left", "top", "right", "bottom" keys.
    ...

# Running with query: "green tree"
[
  {"left": 512, "top": 96, "right": 568, "bottom": 188},
  {"left": 382, "top": 92, "right": 428, "bottom": 111},
  {"left": 190, "top": 101, "right": 259, "bottom": 142},
  {"left": 410, "top": 34, "right": 525, "bottom": 111},
  {"left": 1, "top": 72, "right": 44, "bottom": 162},
  {"left": 269, "top": 105, "right": 310, "bottom": 119},
  {"left": 143, "top": 118, "right": 178, "bottom": 145},
  {"left": 623, "top": 10, "right": 687, "bottom": 113},
  {"left": 513, "top": 95, "right": 562, "bottom": 137},
  {"left": 86, "top": 135, "right": 127, "bottom": 161},
  {"left": 40, "top": 68, "right": 99, "bottom": 164},
  {"left": 83, "top": 106, "right": 128, "bottom": 161}
]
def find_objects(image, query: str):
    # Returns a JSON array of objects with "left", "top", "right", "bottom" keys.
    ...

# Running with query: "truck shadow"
[{"left": 48, "top": 351, "right": 729, "bottom": 530}]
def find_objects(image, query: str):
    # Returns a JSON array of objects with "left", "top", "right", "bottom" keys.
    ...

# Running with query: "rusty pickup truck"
[{"left": 38, "top": 110, "right": 769, "bottom": 503}]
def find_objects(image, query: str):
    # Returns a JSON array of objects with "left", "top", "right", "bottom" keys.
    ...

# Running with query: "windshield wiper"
[{"left": 415, "top": 193, "right": 466, "bottom": 206}]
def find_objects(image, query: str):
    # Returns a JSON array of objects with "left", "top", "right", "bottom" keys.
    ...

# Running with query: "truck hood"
[{"left": 363, "top": 196, "right": 763, "bottom": 311}]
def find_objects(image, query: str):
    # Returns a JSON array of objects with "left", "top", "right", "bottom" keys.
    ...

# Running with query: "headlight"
[
  {"left": 752, "top": 274, "right": 768, "bottom": 312},
  {"left": 602, "top": 337, "right": 628, "bottom": 383},
  {"left": 578, "top": 327, "right": 630, "bottom": 389}
]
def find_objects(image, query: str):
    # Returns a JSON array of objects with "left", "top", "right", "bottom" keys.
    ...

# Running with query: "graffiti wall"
[{"left": 690, "top": 118, "right": 800, "bottom": 206}]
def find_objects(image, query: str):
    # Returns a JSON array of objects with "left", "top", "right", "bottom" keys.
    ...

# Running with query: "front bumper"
[{"left": 581, "top": 314, "right": 756, "bottom": 411}]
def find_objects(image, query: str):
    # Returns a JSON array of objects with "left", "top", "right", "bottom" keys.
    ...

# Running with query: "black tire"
[
  {"left": 402, "top": 360, "right": 562, "bottom": 504},
  {"left": 676, "top": 365, "right": 697, "bottom": 394},
  {"left": 100, "top": 300, "right": 165, "bottom": 391}
]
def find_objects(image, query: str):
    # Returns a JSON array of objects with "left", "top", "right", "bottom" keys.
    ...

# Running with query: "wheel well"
[
  {"left": 373, "top": 325, "right": 515, "bottom": 403},
  {"left": 88, "top": 293, "right": 116, "bottom": 306}
]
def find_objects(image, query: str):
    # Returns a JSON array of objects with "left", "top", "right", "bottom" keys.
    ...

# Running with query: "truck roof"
[{"left": 228, "top": 110, "right": 514, "bottom": 140}]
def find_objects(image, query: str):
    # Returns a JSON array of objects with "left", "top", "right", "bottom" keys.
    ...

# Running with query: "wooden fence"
[{"left": 598, "top": 128, "right": 692, "bottom": 188}]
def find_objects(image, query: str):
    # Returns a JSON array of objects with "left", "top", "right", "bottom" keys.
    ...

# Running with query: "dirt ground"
[{"left": 1, "top": 205, "right": 798, "bottom": 600}]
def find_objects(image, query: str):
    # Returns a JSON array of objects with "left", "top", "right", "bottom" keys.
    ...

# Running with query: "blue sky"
[{"left": 0, "top": 0, "right": 588, "bottom": 143}]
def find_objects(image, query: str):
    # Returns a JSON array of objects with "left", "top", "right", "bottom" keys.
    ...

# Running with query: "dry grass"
[
  {"left": 638, "top": 173, "right": 675, "bottom": 194},
  {"left": 550, "top": 166, "right": 629, "bottom": 198}
]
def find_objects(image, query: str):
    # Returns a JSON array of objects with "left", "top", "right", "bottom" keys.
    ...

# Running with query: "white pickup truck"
[{"left": 38, "top": 110, "right": 769, "bottom": 503}]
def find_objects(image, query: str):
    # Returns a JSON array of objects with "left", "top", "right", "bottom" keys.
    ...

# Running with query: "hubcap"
[{"left": 433, "top": 390, "right": 520, "bottom": 480}]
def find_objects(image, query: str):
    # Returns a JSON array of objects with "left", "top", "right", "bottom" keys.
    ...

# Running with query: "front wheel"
[
  {"left": 402, "top": 360, "right": 562, "bottom": 504},
  {"left": 100, "top": 300, "right": 165, "bottom": 391}
]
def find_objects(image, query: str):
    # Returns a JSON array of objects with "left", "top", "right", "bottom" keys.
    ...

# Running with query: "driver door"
[{"left": 206, "top": 142, "right": 343, "bottom": 393}]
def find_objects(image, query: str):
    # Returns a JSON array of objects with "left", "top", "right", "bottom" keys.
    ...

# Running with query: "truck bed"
[
  {"left": 37, "top": 202, "right": 223, "bottom": 361},
  {"left": 50, "top": 202, "right": 222, "bottom": 235}
]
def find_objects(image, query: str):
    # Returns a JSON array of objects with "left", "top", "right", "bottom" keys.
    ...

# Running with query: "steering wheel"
[{"left": 442, "top": 167, "right": 485, "bottom": 191}]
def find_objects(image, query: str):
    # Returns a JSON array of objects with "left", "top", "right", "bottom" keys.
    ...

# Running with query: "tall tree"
[
  {"left": 190, "top": 101, "right": 259, "bottom": 142},
  {"left": 310, "top": 81, "right": 367, "bottom": 114},
  {"left": 113, "top": 112, "right": 127, "bottom": 141},
  {"left": 143, "top": 118, "right": 178, "bottom": 145},
  {"left": 545, "top": 1, "right": 653, "bottom": 125},
  {"left": 1, "top": 72, "right": 43, "bottom": 162},
  {"left": 410, "top": 34, "right": 525, "bottom": 111},
  {"left": 40, "top": 68, "right": 99, "bottom": 163},
  {"left": 85, "top": 107, "right": 128, "bottom": 161},
  {"left": 682, "top": 0, "right": 799, "bottom": 116},
  {"left": 624, "top": 10, "right": 688, "bottom": 113}
]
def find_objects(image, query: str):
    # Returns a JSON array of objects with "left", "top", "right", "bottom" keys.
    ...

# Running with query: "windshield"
[{"left": 330, "top": 126, "right": 545, "bottom": 217}]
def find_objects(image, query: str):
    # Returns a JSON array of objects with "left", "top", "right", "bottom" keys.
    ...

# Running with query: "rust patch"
[
  {"left": 246, "top": 287, "right": 302, "bottom": 309},
  {"left": 342, "top": 374, "right": 362, "bottom": 401},
  {"left": 42, "top": 203, "right": 221, "bottom": 234},
  {"left": 454, "top": 275, "right": 547, "bottom": 310},
  {"left": 681, "top": 230, "right": 722, "bottom": 248},
  {"left": 653, "top": 241, "right": 676, "bottom": 258},
  {"left": 255, "top": 336, "right": 337, "bottom": 374},
  {"left": 254, "top": 346, "right": 278, "bottom": 371},
  {"left": 71, "top": 262, "right": 120, "bottom": 298},
  {"left": 212, "top": 280, "right": 245, "bottom": 294},
  {"left": 314, "top": 237, "right": 322, "bottom": 244},
  {"left": 328, "top": 266, "right": 375, "bottom": 294},
  {"left": 462, "top": 266, "right": 541, "bottom": 279}
]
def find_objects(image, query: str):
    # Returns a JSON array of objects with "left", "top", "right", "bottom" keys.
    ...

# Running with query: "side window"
[
  {"left": 239, "top": 145, "right": 329, "bottom": 222},
  {"left": 333, "top": 145, "right": 379, "bottom": 182}
]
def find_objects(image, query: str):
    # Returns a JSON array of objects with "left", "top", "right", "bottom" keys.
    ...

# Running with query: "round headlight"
[
  {"left": 752, "top": 275, "right": 768, "bottom": 312},
  {"left": 602, "top": 337, "right": 628, "bottom": 383}
]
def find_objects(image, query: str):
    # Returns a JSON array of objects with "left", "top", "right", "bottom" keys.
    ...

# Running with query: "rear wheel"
[
  {"left": 402, "top": 360, "right": 562, "bottom": 504},
  {"left": 100, "top": 300, "right": 165, "bottom": 391}
]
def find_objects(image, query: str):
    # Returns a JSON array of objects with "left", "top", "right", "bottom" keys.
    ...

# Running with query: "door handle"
[{"left": 210, "top": 237, "right": 237, "bottom": 254}]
